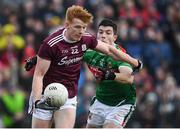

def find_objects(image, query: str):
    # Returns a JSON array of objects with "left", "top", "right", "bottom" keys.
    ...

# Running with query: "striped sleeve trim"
[
  {"left": 47, "top": 34, "right": 63, "bottom": 47},
  {"left": 118, "top": 65, "right": 133, "bottom": 71}
]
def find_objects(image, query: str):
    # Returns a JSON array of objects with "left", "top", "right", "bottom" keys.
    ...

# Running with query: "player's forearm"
[
  {"left": 32, "top": 75, "right": 43, "bottom": 101},
  {"left": 114, "top": 73, "right": 134, "bottom": 84},
  {"left": 109, "top": 46, "right": 138, "bottom": 67}
]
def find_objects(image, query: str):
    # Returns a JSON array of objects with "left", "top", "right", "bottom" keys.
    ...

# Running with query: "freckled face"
[{"left": 66, "top": 18, "right": 87, "bottom": 41}]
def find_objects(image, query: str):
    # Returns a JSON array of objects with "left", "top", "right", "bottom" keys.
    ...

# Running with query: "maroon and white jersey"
[{"left": 38, "top": 28, "right": 98, "bottom": 98}]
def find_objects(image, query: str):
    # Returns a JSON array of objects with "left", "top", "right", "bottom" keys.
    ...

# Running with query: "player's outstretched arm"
[{"left": 95, "top": 40, "right": 143, "bottom": 71}]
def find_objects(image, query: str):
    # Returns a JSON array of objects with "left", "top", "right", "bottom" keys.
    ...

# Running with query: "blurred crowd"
[{"left": 0, "top": 0, "right": 179, "bottom": 128}]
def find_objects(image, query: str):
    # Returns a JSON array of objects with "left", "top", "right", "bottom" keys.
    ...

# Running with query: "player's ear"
[
  {"left": 65, "top": 21, "right": 70, "bottom": 29},
  {"left": 113, "top": 35, "right": 118, "bottom": 42}
]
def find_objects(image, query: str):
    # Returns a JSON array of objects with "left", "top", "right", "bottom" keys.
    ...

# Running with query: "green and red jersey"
[{"left": 83, "top": 44, "right": 136, "bottom": 106}]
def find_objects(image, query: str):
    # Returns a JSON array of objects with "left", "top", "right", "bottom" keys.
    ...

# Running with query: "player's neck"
[{"left": 63, "top": 29, "right": 77, "bottom": 43}]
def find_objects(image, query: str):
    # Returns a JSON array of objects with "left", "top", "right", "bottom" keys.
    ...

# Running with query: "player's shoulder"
[
  {"left": 82, "top": 32, "right": 95, "bottom": 39},
  {"left": 43, "top": 28, "right": 64, "bottom": 47},
  {"left": 81, "top": 32, "right": 97, "bottom": 48},
  {"left": 86, "top": 49, "right": 96, "bottom": 54},
  {"left": 115, "top": 44, "right": 126, "bottom": 53}
]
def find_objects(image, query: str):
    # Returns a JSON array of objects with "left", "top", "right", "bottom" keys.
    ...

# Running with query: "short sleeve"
[
  {"left": 38, "top": 41, "right": 56, "bottom": 61},
  {"left": 119, "top": 62, "right": 133, "bottom": 70}
]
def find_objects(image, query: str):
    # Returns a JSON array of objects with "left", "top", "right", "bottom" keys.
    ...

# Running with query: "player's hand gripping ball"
[{"left": 44, "top": 83, "right": 68, "bottom": 108}]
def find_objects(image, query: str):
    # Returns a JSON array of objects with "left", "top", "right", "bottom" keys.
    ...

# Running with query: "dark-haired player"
[{"left": 84, "top": 19, "right": 136, "bottom": 128}]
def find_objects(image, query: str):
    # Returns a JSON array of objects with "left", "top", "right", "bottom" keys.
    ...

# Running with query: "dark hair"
[{"left": 98, "top": 19, "right": 117, "bottom": 34}]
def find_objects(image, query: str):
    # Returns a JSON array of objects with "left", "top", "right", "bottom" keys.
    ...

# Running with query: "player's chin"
[
  {"left": 74, "top": 37, "right": 81, "bottom": 42},
  {"left": 101, "top": 40, "right": 109, "bottom": 44}
]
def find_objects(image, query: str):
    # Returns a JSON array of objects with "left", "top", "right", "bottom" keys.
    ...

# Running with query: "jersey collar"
[{"left": 62, "top": 29, "right": 77, "bottom": 43}]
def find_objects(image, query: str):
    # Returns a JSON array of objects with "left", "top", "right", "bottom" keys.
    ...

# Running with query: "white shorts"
[
  {"left": 28, "top": 93, "right": 77, "bottom": 120},
  {"left": 87, "top": 99, "right": 135, "bottom": 127}
]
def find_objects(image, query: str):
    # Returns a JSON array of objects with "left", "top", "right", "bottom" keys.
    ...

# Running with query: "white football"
[{"left": 44, "top": 83, "right": 68, "bottom": 107}]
